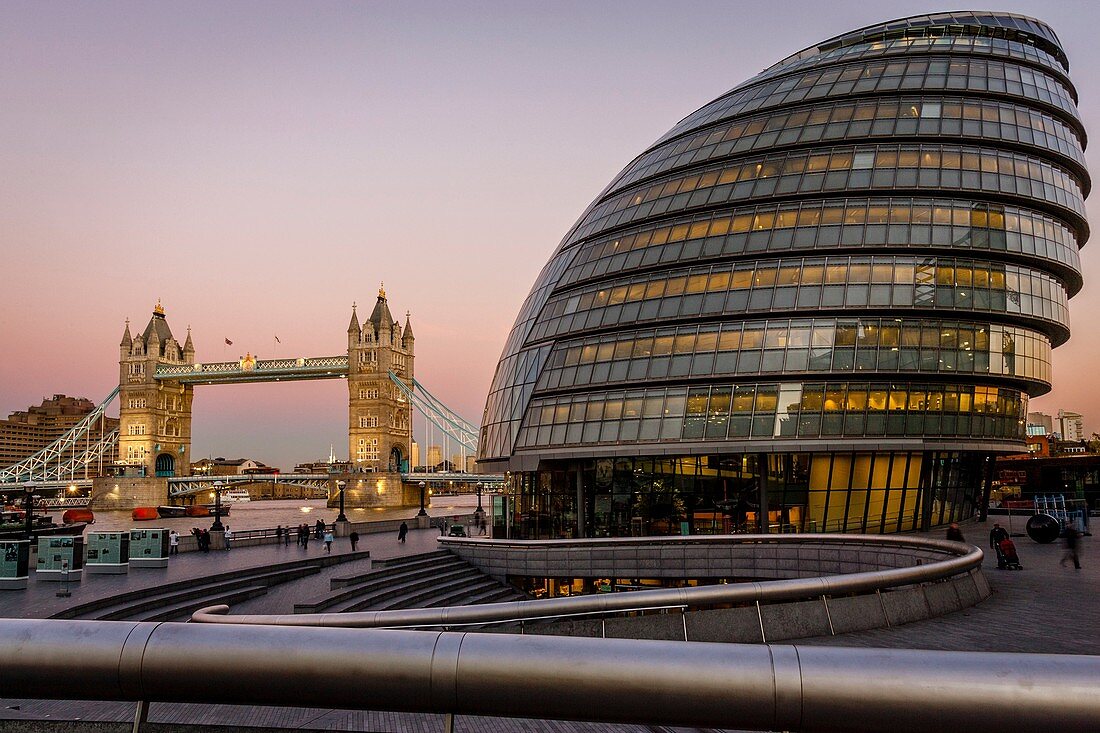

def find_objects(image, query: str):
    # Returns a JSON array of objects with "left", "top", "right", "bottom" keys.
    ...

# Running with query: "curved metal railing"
[
  {"left": 192, "top": 533, "right": 983, "bottom": 628},
  {"left": 0, "top": 619, "right": 1096, "bottom": 732}
]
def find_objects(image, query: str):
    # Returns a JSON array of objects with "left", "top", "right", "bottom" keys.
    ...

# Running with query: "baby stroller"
[{"left": 998, "top": 538, "right": 1022, "bottom": 570}]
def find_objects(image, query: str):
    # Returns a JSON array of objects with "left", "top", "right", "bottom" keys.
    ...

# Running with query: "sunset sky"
[{"left": 4, "top": 1, "right": 1100, "bottom": 467}]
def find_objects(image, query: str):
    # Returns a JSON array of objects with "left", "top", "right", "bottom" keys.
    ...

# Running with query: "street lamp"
[
  {"left": 336, "top": 480, "right": 348, "bottom": 523},
  {"left": 418, "top": 481, "right": 428, "bottom": 516},
  {"left": 211, "top": 481, "right": 224, "bottom": 532},
  {"left": 23, "top": 485, "right": 35, "bottom": 540},
  {"left": 476, "top": 481, "right": 484, "bottom": 512}
]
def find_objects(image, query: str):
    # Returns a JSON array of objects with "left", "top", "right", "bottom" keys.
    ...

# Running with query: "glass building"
[{"left": 478, "top": 13, "right": 1089, "bottom": 538}]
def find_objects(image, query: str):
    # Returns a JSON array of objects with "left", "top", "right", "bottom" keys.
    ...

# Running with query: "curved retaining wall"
[
  {"left": 440, "top": 534, "right": 989, "bottom": 642},
  {"left": 195, "top": 534, "right": 989, "bottom": 644}
]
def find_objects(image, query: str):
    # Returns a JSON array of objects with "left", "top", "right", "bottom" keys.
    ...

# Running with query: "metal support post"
[{"left": 132, "top": 700, "right": 149, "bottom": 733}]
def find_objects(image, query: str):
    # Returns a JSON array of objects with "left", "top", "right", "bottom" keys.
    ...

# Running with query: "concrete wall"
[
  {"left": 443, "top": 535, "right": 990, "bottom": 642},
  {"left": 325, "top": 472, "right": 414, "bottom": 510},
  {"left": 89, "top": 477, "right": 167, "bottom": 510}
]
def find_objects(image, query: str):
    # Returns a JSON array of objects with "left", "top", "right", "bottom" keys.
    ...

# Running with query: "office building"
[{"left": 478, "top": 12, "right": 1087, "bottom": 537}]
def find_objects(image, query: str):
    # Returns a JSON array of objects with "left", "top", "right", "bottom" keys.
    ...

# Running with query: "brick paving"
[{"left": 0, "top": 525, "right": 1094, "bottom": 731}]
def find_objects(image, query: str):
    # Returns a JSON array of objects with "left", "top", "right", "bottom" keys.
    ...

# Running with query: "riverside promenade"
[{"left": 0, "top": 525, "right": 1094, "bottom": 732}]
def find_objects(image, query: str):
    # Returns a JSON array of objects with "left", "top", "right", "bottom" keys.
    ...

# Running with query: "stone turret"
[
  {"left": 117, "top": 301, "right": 195, "bottom": 479},
  {"left": 402, "top": 311, "right": 414, "bottom": 351},
  {"left": 347, "top": 303, "right": 360, "bottom": 348},
  {"left": 183, "top": 327, "right": 195, "bottom": 361},
  {"left": 120, "top": 319, "right": 132, "bottom": 356},
  {"left": 347, "top": 284, "right": 413, "bottom": 473}
]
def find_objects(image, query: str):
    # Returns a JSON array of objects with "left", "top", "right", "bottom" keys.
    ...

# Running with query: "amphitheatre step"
[
  {"left": 298, "top": 555, "right": 469, "bottom": 612},
  {"left": 304, "top": 564, "right": 480, "bottom": 614},
  {"left": 363, "top": 569, "right": 492, "bottom": 611},
  {"left": 378, "top": 578, "right": 508, "bottom": 612},
  {"left": 50, "top": 550, "right": 370, "bottom": 621},
  {"left": 127, "top": 585, "right": 272, "bottom": 623},
  {"left": 90, "top": 567, "right": 320, "bottom": 621},
  {"left": 330, "top": 550, "right": 454, "bottom": 588}
]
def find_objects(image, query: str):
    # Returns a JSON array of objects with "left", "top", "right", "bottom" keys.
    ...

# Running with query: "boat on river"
[
  {"left": 155, "top": 505, "right": 188, "bottom": 518},
  {"left": 0, "top": 510, "right": 88, "bottom": 540}
]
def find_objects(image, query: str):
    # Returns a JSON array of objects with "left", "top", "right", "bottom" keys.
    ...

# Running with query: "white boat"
[{"left": 222, "top": 488, "right": 251, "bottom": 503}]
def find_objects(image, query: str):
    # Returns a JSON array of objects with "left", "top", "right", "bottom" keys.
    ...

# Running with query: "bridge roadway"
[{"left": 0, "top": 525, "right": 1094, "bottom": 731}]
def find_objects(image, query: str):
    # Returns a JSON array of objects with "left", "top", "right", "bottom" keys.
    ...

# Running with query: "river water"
[{"left": 68, "top": 494, "right": 480, "bottom": 533}]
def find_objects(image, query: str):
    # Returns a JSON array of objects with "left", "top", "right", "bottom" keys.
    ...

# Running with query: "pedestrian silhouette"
[
  {"left": 1061, "top": 522, "right": 1082, "bottom": 569},
  {"left": 398, "top": 521, "right": 408, "bottom": 543}
]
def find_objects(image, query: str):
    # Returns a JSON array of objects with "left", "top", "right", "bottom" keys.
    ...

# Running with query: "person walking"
[
  {"left": 398, "top": 521, "right": 408, "bottom": 543},
  {"left": 946, "top": 522, "right": 965, "bottom": 542},
  {"left": 302, "top": 528, "right": 310, "bottom": 550},
  {"left": 284, "top": 525, "right": 291, "bottom": 546},
  {"left": 200, "top": 529, "right": 210, "bottom": 553},
  {"left": 169, "top": 530, "right": 179, "bottom": 556},
  {"left": 349, "top": 530, "right": 360, "bottom": 551},
  {"left": 315, "top": 519, "right": 325, "bottom": 540},
  {"left": 223, "top": 526, "right": 232, "bottom": 551},
  {"left": 323, "top": 529, "right": 334, "bottom": 553},
  {"left": 275, "top": 525, "right": 283, "bottom": 545},
  {"left": 989, "top": 523, "right": 1009, "bottom": 568},
  {"left": 1061, "top": 522, "right": 1082, "bottom": 569}
]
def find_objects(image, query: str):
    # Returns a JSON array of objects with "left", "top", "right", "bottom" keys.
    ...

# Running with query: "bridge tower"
[
  {"left": 117, "top": 301, "right": 194, "bottom": 478},
  {"left": 347, "top": 285, "right": 414, "bottom": 472}
]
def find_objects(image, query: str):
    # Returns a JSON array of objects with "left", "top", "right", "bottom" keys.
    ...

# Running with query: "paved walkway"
[
  {"left": 0, "top": 525, "right": 446, "bottom": 620},
  {"left": 0, "top": 527, "right": 1094, "bottom": 731}
]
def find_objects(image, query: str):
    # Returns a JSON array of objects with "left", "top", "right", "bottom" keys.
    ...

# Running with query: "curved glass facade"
[{"left": 479, "top": 13, "right": 1088, "bottom": 538}]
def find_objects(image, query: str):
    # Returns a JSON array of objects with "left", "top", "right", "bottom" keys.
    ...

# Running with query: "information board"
[
  {"left": 129, "top": 528, "right": 169, "bottom": 567},
  {"left": 35, "top": 535, "right": 84, "bottom": 580},
  {"left": 0, "top": 541, "right": 30, "bottom": 586},
  {"left": 86, "top": 532, "right": 130, "bottom": 574}
]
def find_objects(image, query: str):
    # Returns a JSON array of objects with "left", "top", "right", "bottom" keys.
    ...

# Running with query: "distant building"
[
  {"left": 190, "top": 457, "right": 274, "bottom": 476},
  {"left": 292, "top": 459, "right": 350, "bottom": 474},
  {"left": 1027, "top": 412, "right": 1054, "bottom": 435},
  {"left": 1059, "top": 410, "right": 1085, "bottom": 441},
  {"left": 0, "top": 395, "right": 119, "bottom": 470},
  {"left": 426, "top": 445, "right": 442, "bottom": 468},
  {"left": 410, "top": 440, "right": 421, "bottom": 470}
]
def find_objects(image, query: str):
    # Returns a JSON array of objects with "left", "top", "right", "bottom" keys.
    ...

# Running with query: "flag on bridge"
[{"left": 225, "top": 338, "right": 233, "bottom": 346}]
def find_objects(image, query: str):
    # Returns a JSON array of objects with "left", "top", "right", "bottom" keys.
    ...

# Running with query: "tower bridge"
[{"left": 1, "top": 288, "right": 499, "bottom": 510}]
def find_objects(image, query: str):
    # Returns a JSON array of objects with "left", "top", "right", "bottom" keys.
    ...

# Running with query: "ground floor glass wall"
[{"left": 500, "top": 451, "right": 989, "bottom": 539}]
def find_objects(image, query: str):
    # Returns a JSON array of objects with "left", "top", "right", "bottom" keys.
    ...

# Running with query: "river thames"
[{"left": 60, "top": 494, "right": 481, "bottom": 533}]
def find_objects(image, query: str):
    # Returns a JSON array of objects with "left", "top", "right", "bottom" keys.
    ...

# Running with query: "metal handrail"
[
  {"left": 0, "top": 619, "right": 1095, "bottom": 732},
  {"left": 192, "top": 534, "right": 982, "bottom": 628}
]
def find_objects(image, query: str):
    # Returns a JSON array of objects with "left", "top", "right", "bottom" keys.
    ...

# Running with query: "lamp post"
[
  {"left": 23, "top": 485, "right": 35, "bottom": 540},
  {"left": 476, "top": 481, "right": 484, "bottom": 512},
  {"left": 211, "top": 481, "right": 224, "bottom": 532},
  {"left": 418, "top": 481, "right": 428, "bottom": 516},
  {"left": 336, "top": 480, "right": 348, "bottom": 523}
]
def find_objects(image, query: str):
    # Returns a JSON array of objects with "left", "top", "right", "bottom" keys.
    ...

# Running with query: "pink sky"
[{"left": 4, "top": 1, "right": 1100, "bottom": 467}]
